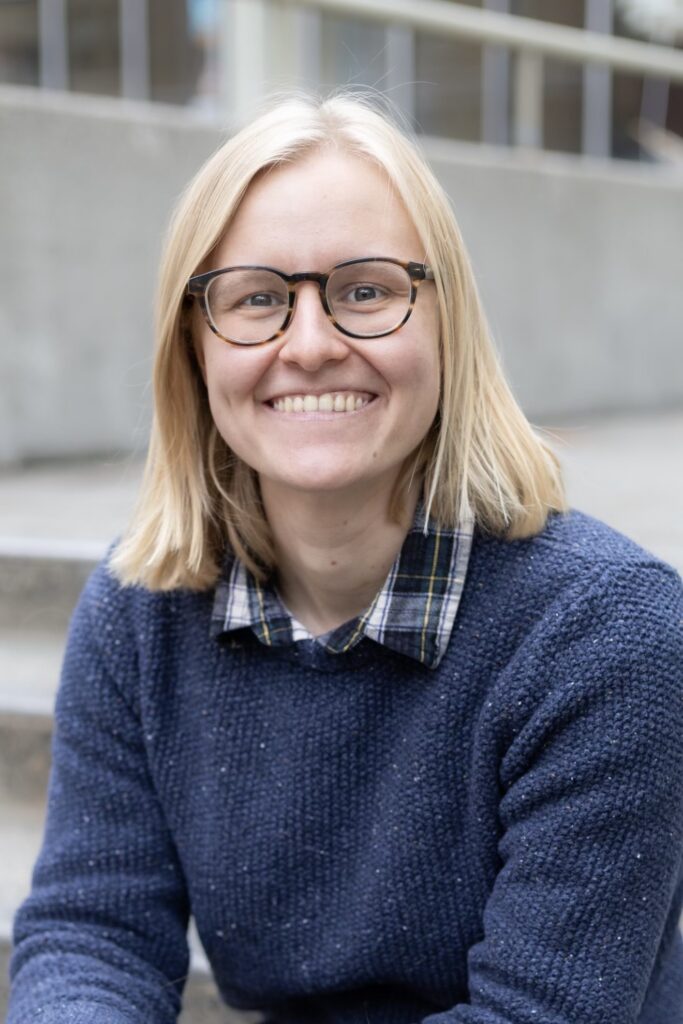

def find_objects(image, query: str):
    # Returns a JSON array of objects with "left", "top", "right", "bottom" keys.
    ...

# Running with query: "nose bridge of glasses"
[
  {"left": 288, "top": 270, "right": 328, "bottom": 287},
  {"left": 288, "top": 273, "right": 331, "bottom": 320}
]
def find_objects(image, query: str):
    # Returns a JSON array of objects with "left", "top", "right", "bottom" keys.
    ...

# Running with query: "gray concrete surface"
[
  {"left": 1, "top": 84, "right": 683, "bottom": 464},
  {"left": 0, "top": 455, "right": 141, "bottom": 549},
  {"left": 543, "top": 408, "right": 683, "bottom": 576}
]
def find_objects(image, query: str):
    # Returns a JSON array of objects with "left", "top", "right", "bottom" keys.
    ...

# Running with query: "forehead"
[{"left": 213, "top": 148, "right": 424, "bottom": 269}]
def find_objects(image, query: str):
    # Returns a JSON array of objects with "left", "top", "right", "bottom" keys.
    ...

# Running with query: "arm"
[
  {"left": 7, "top": 564, "right": 191, "bottom": 1024},
  {"left": 424, "top": 562, "right": 683, "bottom": 1024}
]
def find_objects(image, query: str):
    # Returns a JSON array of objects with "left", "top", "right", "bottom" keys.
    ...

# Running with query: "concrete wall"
[
  {"left": 426, "top": 138, "right": 683, "bottom": 422},
  {"left": 1, "top": 84, "right": 682, "bottom": 465}
]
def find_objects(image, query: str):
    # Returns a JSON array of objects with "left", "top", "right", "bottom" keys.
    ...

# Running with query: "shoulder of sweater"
[
  {"left": 466, "top": 513, "right": 683, "bottom": 753},
  {"left": 472, "top": 506, "right": 681, "bottom": 594},
  {"left": 72, "top": 537, "right": 213, "bottom": 647},
  {"left": 462, "top": 509, "right": 682, "bottom": 677}
]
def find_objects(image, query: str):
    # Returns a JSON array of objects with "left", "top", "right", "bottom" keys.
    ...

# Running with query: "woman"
[{"left": 8, "top": 94, "right": 683, "bottom": 1024}]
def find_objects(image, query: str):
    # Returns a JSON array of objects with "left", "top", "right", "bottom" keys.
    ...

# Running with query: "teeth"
[{"left": 271, "top": 392, "right": 374, "bottom": 414}]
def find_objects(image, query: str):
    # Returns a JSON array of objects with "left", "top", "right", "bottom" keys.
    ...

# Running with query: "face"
[{"left": 193, "top": 149, "right": 440, "bottom": 504}]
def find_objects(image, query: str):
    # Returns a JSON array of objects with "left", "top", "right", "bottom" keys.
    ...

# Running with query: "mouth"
[{"left": 265, "top": 390, "right": 377, "bottom": 415}]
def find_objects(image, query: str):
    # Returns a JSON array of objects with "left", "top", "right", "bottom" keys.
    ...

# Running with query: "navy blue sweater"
[{"left": 8, "top": 509, "right": 683, "bottom": 1023}]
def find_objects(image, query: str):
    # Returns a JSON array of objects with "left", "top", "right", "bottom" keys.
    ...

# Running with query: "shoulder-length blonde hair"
[{"left": 111, "top": 91, "right": 567, "bottom": 591}]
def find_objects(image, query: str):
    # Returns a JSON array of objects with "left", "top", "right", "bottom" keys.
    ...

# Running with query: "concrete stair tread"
[
  {"left": 0, "top": 626, "right": 64, "bottom": 723},
  {"left": 0, "top": 550, "right": 99, "bottom": 631},
  {"left": 0, "top": 458, "right": 142, "bottom": 546},
  {"left": 0, "top": 537, "right": 106, "bottom": 560},
  {"left": 0, "top": 798, "right": 44, "bottom": 930}
]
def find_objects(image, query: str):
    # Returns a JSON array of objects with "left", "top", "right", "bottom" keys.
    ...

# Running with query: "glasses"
[{"left": 186, "top": 257, "right": 434, "bottom": 347}]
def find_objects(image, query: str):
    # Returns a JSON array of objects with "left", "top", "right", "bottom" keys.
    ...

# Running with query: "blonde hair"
[{"left": 111, "top": 91, "right": 567, "bottom": 590}]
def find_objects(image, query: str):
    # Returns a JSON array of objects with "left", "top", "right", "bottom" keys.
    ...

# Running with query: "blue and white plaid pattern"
[{"left": 210, "top": 504, "right": 474, "bottom": 668}]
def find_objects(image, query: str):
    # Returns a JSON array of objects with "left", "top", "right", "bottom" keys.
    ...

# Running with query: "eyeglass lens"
[{"left": 205, "top": 260, "right": 413, "bottom": 344}]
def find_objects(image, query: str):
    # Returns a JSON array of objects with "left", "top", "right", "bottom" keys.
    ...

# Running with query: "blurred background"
[{"left": 1, "top": 1, "right": 682, "bottom": 1020}]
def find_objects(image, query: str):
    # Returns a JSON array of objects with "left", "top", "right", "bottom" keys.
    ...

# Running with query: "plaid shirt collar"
[{"left": 210, "top": 504, "right": 474, "bottom": 669}]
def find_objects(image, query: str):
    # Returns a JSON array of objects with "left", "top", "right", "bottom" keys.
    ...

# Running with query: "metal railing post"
[
  {"left": 482, "top": 0, "right": 511, "bottom": 146},
  {"left": 292, "top": 7, "right": 323, "bottom": 90},
  {"left": 119, "top": 0, "right": 150, "bottom": 101},
  {"left": 513, "top": 49, "right": 543, "bottom": 149},
  {"left": 582, "top": 0, "right": 612, "bottom": 158},
  {"left": 220, "top": 0, "right": 271, "bottom": 120},
  {"left": 38, "top": 0, "right": 69, "bottom": 91},
  {"left": 384, "top": 24, "right": 416, "bottom": 125}
]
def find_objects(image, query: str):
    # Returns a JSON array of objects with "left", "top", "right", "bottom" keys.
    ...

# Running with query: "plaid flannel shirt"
[{"left": 210, "top": 504, "right": 474, "bottom": 669}]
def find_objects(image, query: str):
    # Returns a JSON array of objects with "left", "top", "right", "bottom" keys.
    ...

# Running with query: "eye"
[
  {"left": 239, "top": 292, "right": 283, "bottom": 309},
  {"left": 343, "top": 284, "right": 388, "bottom": 304}
]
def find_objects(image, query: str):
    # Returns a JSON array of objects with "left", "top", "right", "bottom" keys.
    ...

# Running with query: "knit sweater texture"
[{"left": 8, "top": 508, "right": 683, "bottom": 1024}]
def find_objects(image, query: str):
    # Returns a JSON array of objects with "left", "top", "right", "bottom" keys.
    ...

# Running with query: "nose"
[{"left": 277, "top": 282, "right": 350, "bottom": 372}]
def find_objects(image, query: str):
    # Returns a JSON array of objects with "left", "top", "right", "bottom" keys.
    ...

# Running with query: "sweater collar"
[{"left": 210, "top": 503, "right": 474, "bottom": 669}]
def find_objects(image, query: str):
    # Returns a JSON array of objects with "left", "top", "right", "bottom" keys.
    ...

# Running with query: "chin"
[{"left": 260, "top": 457, "right": 388, "bottom": 496}]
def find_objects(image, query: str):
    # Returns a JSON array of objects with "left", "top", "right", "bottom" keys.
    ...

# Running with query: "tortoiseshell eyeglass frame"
[{"left": 185, "top": 256, "right": 435, "bottom": 347}]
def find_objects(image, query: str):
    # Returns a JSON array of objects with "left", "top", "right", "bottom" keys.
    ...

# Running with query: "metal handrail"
[
  {"left": 282, "top": 0, "right": 683, "bottom": 82},
  {"left": 32, "top": 0, "right": 683, "bottom": 157}
]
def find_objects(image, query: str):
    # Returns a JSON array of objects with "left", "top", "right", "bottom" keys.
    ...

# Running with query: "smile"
[{"left": 267, "top": 391, "right": 376, "bottom": 414}]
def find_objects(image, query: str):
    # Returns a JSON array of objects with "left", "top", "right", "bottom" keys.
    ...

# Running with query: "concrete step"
[
  {"left": 0, "top": 625, "right": 63, "bottom": 720},
  {"left": 0, "top": 542, "right": 100, "bottom": 631},
  {"left": 0, "top": 798, "right": 256, "bottom": 1023},
  {"left": 0, "top": 454, "right": 139, "bottom": 630},
  {"left": 554, "top": 410, "right": 683, "bottom": 576},
  {"left": 0, "top": 626, "right": 62, "bottom": 804},
  {"left": 0, "top": 457, "right": 142, "bottom": 546}
]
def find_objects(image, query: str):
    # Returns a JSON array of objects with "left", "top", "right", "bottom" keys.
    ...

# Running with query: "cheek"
[
  {"left": 201, "top": 341, "right": 264, "bottom": 406},
  {"left": 417, "top": 358, "right": 441, "bottom": 430},
  {"left": 405, "top": 339, "right": 441, "bottom": 437},
  {"left": 199, "top": 345, "right": 272, "bottom": 456},
  {"left": 419, "top": 312, "right": 442, "bottom": 411},
  {"left": 397, "top": 322, "right": 441, "bottom": 414}
]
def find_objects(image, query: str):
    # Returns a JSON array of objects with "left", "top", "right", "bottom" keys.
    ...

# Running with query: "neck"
[{"left": 259, "top": 475, "right": 420, "bottom": 636}]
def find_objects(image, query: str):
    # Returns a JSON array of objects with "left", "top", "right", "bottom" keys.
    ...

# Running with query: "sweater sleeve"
[
  {"left": 7, "top": 566, "right": 191, "bottom": 1024},
  {"left": 423, "top": 561, "right": 683, "bottom": 1024}
]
